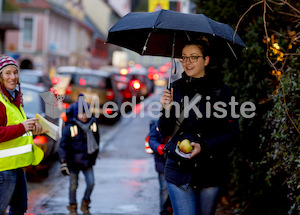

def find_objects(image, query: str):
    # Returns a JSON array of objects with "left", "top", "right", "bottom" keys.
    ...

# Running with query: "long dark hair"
[{"left": 184, "top": 37, "right": 210, "bottom": 58}]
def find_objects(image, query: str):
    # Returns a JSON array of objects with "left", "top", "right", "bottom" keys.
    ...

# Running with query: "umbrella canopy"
[{"left": 106, "top": 9, "right": 246, "bottom": 59}]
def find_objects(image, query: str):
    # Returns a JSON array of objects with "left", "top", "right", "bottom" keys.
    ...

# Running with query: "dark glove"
[
  {"left": 60, "top": 163, "right": 70, "bottom": 176},
  {"left": 157, "top": 144, "right": 165, "bottom": 155}
]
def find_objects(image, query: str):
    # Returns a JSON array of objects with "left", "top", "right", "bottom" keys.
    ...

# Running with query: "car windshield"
[
  {"left": 22, "top": 88, "right": 43, "bottom": 115},
  {"left": 74, "top": 74, "right": 107, "bottom": 88},
  {"left": 19, "top": 73, "right": 40, "bottom": 84}
]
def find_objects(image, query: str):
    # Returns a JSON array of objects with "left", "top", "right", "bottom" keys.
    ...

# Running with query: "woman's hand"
[
  {"left": 22, "top": 118, "right": 38, "bottom": 132},
  {"left": 190, "top": 142, "right": 201, "bottom": 158},
  {"left": 160, "top": 88, "right": 173, "bottom": 110},
  {"left": 32, "top": 122, "right": 48, "bottom": 135}
]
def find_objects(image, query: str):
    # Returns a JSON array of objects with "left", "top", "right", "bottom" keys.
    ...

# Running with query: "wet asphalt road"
[{"left": 26, "top": 87, "right": 164, "bottom": 215}]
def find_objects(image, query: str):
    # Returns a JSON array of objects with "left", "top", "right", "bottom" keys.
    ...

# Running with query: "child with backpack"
[{"left": 59, "top": 95, "right": 100, "bottom": 215}]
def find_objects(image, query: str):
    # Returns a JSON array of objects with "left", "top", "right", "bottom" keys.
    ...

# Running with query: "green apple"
[{"left": 179, "top": 139, "right": 193, "bottom": 153}]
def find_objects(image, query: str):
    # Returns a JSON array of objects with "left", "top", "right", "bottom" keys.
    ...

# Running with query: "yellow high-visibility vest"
[{"left": 0, "top": 94, "right": 44, "bottom": 171}]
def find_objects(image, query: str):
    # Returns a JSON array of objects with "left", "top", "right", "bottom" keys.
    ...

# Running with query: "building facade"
[{"left": 3, "top": 0, "right": 113, "bottom": 75}]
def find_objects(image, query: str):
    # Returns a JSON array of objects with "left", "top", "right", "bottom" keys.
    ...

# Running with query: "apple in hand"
[{"left": 179, "top": 139, "right": 193, "bottom": 153}]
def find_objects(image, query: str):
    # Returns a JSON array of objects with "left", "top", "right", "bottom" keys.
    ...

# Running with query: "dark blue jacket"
[
  {"left": 59, "top": 116, "right": 100, "bottom": 170},
  {"left": 148, "top": 120, "right": 166, "bottom": 173},
  {"left": 158, "top": 72, "right": 239, "bottom": 189}
]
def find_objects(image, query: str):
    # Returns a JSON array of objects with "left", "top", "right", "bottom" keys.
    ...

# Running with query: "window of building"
[
  {"left": 17, "top": 0, "right": 32, "bottom": 3},
  {"left": 23, "top": 18, "right": 33, "bottom": 43}
]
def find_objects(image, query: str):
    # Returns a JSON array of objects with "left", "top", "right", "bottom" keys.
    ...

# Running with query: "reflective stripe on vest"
[
  {"left": 70, "top": 125, "right": 78, "bottom": 137},
  {"left": 90, "top": 122, "right": 97, "bottom": 132},
  {"left": 0, "top": 94, "right": 44, "bottom": 171},
  {"left": 0, "top": 144, "right": 32, "bottom": 158},
  {"left": 22, "top": 131, "right": 33, "bottom": 137},
  {"left": 70, "top": 123, "right": 97, "bottom": 137}
]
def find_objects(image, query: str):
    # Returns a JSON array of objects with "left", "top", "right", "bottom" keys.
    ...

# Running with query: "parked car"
[
  {"left": 67, "top": 69, "right": 124, "bottom": 123},
  {"left": 50, "top": 66, "right": 82, "bottom": 104},
  {"left": 128, "top": 66, "right": 155, "bottom": 98},
  {"left": 111, "top": 69, "right": 142, "bottom": 104},
  {"left": 21, "top": 83, "right": 63, "bottom": 177},
  {"left": 109, "top": 66, "right": 155, "bottom": 104},
  {"left": 19, "top": 69, "right": 52, "bottom": 89}
]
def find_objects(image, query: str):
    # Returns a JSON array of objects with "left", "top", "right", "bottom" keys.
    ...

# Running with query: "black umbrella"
[{"left": 106, "top": 9, "right": 246, "bottom": 87}]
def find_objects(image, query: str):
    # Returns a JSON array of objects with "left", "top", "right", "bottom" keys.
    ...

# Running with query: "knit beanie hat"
[
  {"left": 0, "top": 55, "right": 19, "bottom": 74},
  {"left": 73, "top": 94, "right": 90, "bottom": 117},
  {"left": 0, "top": 55, "right": 22, "bottom": 104}
]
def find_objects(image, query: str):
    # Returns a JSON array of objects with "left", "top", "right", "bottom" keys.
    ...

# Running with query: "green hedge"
[{"left": 194, "top": 0, "right": 300, "bottom": 214}]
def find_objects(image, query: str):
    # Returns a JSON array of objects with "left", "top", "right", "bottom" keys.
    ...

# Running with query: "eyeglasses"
[{"left": 180, "top": 56, "right": 203, "bottom": 63}]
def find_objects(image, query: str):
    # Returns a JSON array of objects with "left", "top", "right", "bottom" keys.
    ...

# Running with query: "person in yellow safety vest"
[
  {"left": 0, "top": 55, "right": 46, "bottom": 215},
  {"left": 59, "top": 94, "right": 100, "bottom": 215}
]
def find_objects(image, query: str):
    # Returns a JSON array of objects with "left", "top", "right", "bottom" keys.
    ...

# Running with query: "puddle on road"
[{"left": 118, "top": 204, "right": 139, "bottom": 212}]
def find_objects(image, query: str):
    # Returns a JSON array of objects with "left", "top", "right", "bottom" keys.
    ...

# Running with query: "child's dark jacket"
[
  {"left": 59, "top": 117, "right": 100, "bottom": 170},
  {"left": 148, "top": 120, "right": 166, "bottom": 174}
]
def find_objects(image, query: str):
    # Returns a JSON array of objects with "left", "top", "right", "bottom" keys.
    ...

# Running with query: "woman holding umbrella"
[{"left": 158, "top": 38, "right": 239, "bottom": 215}]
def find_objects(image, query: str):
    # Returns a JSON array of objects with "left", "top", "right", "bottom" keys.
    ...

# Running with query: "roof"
[
  {"left": 21, "top": 82, "right": 47, "bottom": 92},
  {"left": 75, "top": 69, "right": 112, "bottom": 78},
  {"left": 57, "top": 66, "right": 82, "bottom": 73},
  {"left": 20, "top": 69, "right": 43, "bottom": 75},
  {"left": 50, "top": 4, "right": 93, "bottom": 32},
  {"left": 18, "top": 0, "right": 51, "bottom": 9}
]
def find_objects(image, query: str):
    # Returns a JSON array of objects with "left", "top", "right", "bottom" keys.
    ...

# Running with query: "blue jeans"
[
  {"left": 69, "top": 167, "right": 95, "bottom": 205},
  {"left": 167, "top": 182, "right": 221, "bottom": 215},
  {"left": 158, "top": 172, "right": 171, "bottom": 214},
  {"left": 0, "top": 168, "right": 27, "bottom": 215}
]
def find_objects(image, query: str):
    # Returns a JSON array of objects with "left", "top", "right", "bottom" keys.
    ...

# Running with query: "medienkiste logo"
[
  {"left": 40, "top": 92, "right": 256, "bottom": 120},
  {"left": 40, "top": 91, "right": 65, "bottom": 119}
]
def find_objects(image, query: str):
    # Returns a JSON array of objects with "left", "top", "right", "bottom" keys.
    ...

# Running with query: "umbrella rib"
[
  {"left": 185, "top": 31, "right": 191, "bottom": 41},
  {"left": 168, "top": 32, "right": 176, "bottom": 89},
  {"left": 142, "top": 31, "right": 153, "bottom": 55},
  {"left": 226, "top": 42, "right": 237, "bottom": 59}
]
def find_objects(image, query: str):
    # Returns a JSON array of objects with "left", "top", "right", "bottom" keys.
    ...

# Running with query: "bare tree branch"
[
  {"left": 277, "top": 11, "right": 300, "bottom": 19},
  {"left": 279, "top": 0, "right": 300, "bottom": 14},
  {"left": 236, "top": 0, "right": 300, "bottom": 134},
  {"left": 233, "top": 1, "right": 264, "bottom": 44}
]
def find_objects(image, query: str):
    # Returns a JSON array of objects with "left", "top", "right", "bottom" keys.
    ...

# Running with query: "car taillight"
[
  {"left": 33, "top": 135, "right": 48, "bottom": 144},
  {"left": 63, "top": 103, "right": 70, "bottom": 109},
  {"left": 106, "top": 89, "right": 114, "bottom": 100},
  {"left": 50, "top": 88, "right": 58, "bottom": 96},
  {"left": 153, "top": 73, "right": 160, "bottom": 80},
  {"left": 120, "top": 68, "right": 128, "bottom": 75},
  {"left": 79, "top": 78, "right": 86, "bottom": 86},
  {"left": 60, "top": 112, "right": 68, "bottom": 122},
  {"left": 124, "top": 92, "right": 132, "bottom": 98},
  {"left": 148, "top": 73, "right": 154, "bottom": 80},
  {"left": 130, "top": 80, "right": 141, "bottom": 90},
  {"left": 104, "top": 108, "right": 114, "bottom": 115},
  {"left": 51, "top": 77, "right": 61, "bottom": 85},
  {"left": 65, "top": 85, "right": 72, "bottom": 95}
]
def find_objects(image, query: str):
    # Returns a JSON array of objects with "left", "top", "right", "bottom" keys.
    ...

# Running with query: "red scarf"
[{"left": 1, "top": 85, "right": 23, "bottom": 107}]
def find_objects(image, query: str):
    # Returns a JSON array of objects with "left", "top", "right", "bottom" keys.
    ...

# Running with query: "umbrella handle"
[{"left": 168, "top": 33, "right": 176, "bottom": 89}]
